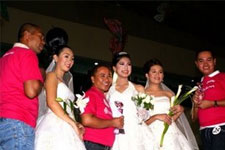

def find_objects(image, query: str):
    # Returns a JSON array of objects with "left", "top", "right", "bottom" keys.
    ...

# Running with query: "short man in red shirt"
[
  {"left": 192, "top": 50, "right": 225, "bottom": 150},
  {"left": 0, "top": 23, "right": 44, "bottom": 150},
  {"left": 81, "top": 64, "right": 124, "bottom": 150}
]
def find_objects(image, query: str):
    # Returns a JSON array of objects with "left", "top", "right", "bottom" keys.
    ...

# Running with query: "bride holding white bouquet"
[
  {"left": 143, "top": 58, "right": 199, "bottom": 150},
  {"left": 107, "top": 52, "right": 158, "bottom": 150}
]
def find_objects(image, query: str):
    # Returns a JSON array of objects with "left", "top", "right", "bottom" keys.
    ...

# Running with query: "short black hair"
[
  {"left": 195, "top": 49, "right": 215, "bottom": 60},
  {"left": 17, "top": 23, "right": 41, "bottom": 42},
  {"left": 90, "top": 64, "right": 112, "bottom": 77},
  {"left": 143, "top": 58, "right": 163, "bottom": 74},
  {"left": 82, "top": 64, "right": 112, "bottom": 91}
]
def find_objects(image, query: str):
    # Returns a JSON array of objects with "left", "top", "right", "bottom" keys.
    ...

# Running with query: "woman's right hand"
[{"left": 156, "top": 114, "right": 172, "bottom": 125}]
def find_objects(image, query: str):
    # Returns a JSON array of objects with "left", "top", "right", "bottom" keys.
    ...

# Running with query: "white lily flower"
[
  {"left": 139, "top": 93, "right": 146, "bottom": 99},
  {"left": 185, "top": 86, "right": 198, "bottom": 96},
  {"left": 175, "top": 85, "right": 183, "bottom": 99},
  {"left": 170, "top": 96, "right": 176, "bottom": 107},
  {"left": 150, "top": 95, "right": 155, "bottom": 105},
  {"left": 143, "top": 95, "right": 151, "bottom": 103},
  {"left": 76, "top": 92, "right": 85, "bottom": 100},
  {"left": 75, "top": 97, "right": 89, "bottom": 114},
  {"left": 134, "top": 94, "right": 138, "bottom": 99}
]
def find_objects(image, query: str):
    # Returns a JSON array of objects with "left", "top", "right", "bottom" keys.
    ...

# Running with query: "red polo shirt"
[
  {"left": 198, "top": 71, "right": 225, "bottom": 127},
  {"left": 83, "top": 86, "right": 115, "bottom": 146}
]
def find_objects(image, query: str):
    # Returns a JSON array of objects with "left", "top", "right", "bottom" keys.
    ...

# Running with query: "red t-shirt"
[
  {"left": 198, "top": 71, "right": 225, "bottom": 127},
  {"left": 0, "top": 44, "right": 43, "bottom": 128},
  {"left": 83, "top": 86, "right": 115, "bottom": 147}
]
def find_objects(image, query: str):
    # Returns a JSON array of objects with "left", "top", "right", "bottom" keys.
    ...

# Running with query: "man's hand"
[
  {"left": 197, "top": 100, "right": 214, "bottom": 109},
  {"left": 112, "top": 116, "right": 124, "bottom": 128}
]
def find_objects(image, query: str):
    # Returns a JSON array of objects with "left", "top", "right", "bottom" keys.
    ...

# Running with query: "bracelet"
[{"left": 214, "top": 101, "right": 218, "bottom": 107}]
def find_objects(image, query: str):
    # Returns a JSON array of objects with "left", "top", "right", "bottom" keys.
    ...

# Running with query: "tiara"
[{"left": 118, "top": 51, "right": 128, "bottom": 55}]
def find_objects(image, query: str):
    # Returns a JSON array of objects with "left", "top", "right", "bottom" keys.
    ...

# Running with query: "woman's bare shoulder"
[
  {"left": 133, "top": 83, "right": 145, "bottom": 93},
  {"left": 45, "top": 72, "right": 57, "bottom": 84},
  {"left": 163, "top": 90, "right": 174, "bottom": 98},
  {"left": 46, "top": 71, "right": 56, "bottom": 77}
]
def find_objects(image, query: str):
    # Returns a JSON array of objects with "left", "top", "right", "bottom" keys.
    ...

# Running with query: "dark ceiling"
[
  {"left": 120, "top": 1, "right": 225, "bottom": 47},
  {"left": 5, "top": 1, "right": 225, "bottom": 54}
]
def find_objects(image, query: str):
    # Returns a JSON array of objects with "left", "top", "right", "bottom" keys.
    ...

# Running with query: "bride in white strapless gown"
[
  {"left": 143, "top": 58, "right": 199, "bottom": 150},
  {"left": 35, "top": 83, "right": 86, "bottom": 150},
  {"left": 35, "top": 46, "right": 86, "bottom": 150},
  {"left": 147, "top": 96, "right": 192, "bottom": 150}
]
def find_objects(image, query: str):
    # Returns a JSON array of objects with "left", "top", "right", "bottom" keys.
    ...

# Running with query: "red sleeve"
[
  {"left": 221, "top": 73, "right": 225, "bottom": 90},
  {"left": 83, "top": 92, "right": 97, "bottom": 115},
  {"left": 20, "top": 51, "right": 43, "bottom": 83}
]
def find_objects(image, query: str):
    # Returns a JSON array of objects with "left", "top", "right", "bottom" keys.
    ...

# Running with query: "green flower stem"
[
  {"left": 160, "top": 123, "right": 168, "bottom": 147},
  {"left": 160, "top": 111, "right": 173, "bottom": 147}
]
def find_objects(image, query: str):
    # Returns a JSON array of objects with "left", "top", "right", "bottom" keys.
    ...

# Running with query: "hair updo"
[
  {"left": 143, "top": 58, "right": 163, "bottom": 74},
  {"left": 53, "top": 45, "right": 72, "bottom": 56},
  {"left": 112, "top": 51, "right": 131, "bottom": 66}
]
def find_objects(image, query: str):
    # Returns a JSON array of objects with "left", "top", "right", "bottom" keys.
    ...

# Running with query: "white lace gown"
[
  {"left": 148, "top": 96, "right": 192, "bottom": 150},
  {"left": 35, "top": 82, "right": 86, "bottom": 150},
  {"left": 107, "top": 82, "right": 158, "bottom": 150}
]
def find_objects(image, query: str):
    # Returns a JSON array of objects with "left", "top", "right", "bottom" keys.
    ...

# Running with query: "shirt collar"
[
  {"left": 13, "top": 43, "right": 29, "bottom": 49},
  {"left": 91, "top": 86, "right": 105, "bottom": 97},
  {"left": 201, "top": 70, "right": 220, "bottom": 81}
]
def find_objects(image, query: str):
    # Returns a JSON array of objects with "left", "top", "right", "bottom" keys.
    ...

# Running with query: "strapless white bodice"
[
  {"left": 150, "top": 96, "right": 170, "bottom": 115},
  {"left": 46, "top": 82, "right": 75, "bottom": 119},
  {"left": 147, "top": 96, "right": 192, "bottom": 150}
]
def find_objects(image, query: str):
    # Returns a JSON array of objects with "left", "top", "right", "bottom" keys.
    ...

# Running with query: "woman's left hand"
[
  {"left": 77, "top": 122, "right": 85, "bottom": 136},
  {"left": 170, "top": 105, "right": 184, "bottom": 115},
  {"left": 71, "top": 122, "right": 84, "bottom": 140}
]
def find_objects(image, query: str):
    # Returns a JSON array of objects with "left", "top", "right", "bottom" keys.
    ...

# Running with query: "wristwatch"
[{"left": 214, "top": 101, "right": 218, "bottom": 107}]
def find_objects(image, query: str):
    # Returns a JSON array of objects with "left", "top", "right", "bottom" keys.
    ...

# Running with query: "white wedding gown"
[
  {"left": 107, "top": 82, "right": 158, "bottom": 150},
  {"left": 35, "top": 82, "right": 86, "bottom": 150},
  {"left": 147, "top": 96, "right": 192, "bottom": 150}
]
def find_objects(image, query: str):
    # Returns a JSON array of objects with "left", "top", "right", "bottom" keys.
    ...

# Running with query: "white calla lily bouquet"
[
  {"left": 56, "top": 92, "right": 89, "bottom": 121},
  {"left": 160, "top": 85, "right": 198, "bottom": 147}
]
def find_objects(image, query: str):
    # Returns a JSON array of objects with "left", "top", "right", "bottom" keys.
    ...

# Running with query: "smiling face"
[
  {"left": 113, "top": 57, "right": 132, "bottom": 78},
  {"left": 54, "top": 47, "right": 74, "bottom": 72},
  {"left": 195, "top": 51, "right": 216, "bottom": 76},
  {"left": 146, "top": 64, "right": 164, "bottom": 85},
  {"left": 91, "top": 66, "right": 112, "bottom": 93}
]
